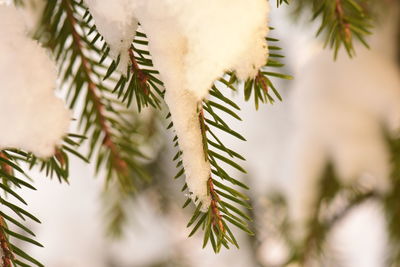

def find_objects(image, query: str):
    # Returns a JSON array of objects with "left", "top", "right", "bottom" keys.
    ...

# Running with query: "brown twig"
[
  {"left": 208, "top": 178, "right": 225, "bottom": 233},
  {"left": 335, "top": 0, "right": 352, "bottom": 44},
  {"left": 0, "top": 217, "right": 13, "bottom": 267},
  {"left": 0, "top": 153, "right": 12, "bottom": 177},
  {"left": 197, "top": 106, "right": 224, "bottom": 233},
  {"left": 198, "top": 107, "right": 209, "bottom": 161},
  {"left": 128, "top": 48, "right": 149, "bottom": 95},
  {"left": 63, "top": 0, "right": 128, "bottom": 174},
  {"left": 255, "top": 71, "right": 269, "bottom": 93},
  {"left": 54, "top": 149, "right": 66, "bottom": 168}
]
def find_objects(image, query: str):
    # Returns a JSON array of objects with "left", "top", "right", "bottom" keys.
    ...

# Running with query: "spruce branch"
[
  {"left": 172, "top": 85, "right": 252, "bottom": 253},
  {"left": 241, "top": 35, "right": 292, "bottom": 109},
  {"left": 62, "top": 0, "right": 129, "bottom": 175},
  {"left": 0, "top": 151, "right": 45, "bottom": 267},
  {"left": 111, "top": 37, "right": 164, "bottom": 111},
  {"left": 36, "top": 0, "right": 155, "bottom": 237},
  {"left": 293, "top": 0, "right": 373, "bottom": 58},
  {"left": 40, "top": 0, "right": 151, "bottom": 190}
]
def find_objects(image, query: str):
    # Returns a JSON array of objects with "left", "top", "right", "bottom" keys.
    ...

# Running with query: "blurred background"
[{"left": 13, "top": 1, "right": 400, "bottom": 266}]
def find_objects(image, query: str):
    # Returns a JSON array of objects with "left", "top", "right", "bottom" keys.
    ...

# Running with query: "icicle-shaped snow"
[
  {"left": 0, "top": 4, "right": 70, "bottom": 158},
  {"left": 165, "top": 89, "right": 212, "bottom": 210},
  {"left": 84, "top": 0, "right": 138, "bottom": 74}
]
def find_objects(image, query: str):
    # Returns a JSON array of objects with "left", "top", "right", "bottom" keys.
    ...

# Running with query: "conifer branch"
[
  {"left": 63, "top": 0, "right": 128, "bottom": 176},
  {"left": 0, "top": 149, "right": 49, "bottom": 267},
  {"left": 111, "top": 36, "right": 163, "bottom": 111},
  {"left": 40, "top": 0, "right": 151, "bottom": 190},
  {"left": 171, "top": 85, "right": 252, "bottom": 252},
  {"left": 37, "top": 0, "right": 154, "bottom": 236},
  {"left": 293, "top": 0, "right": 373, "bottom": 58},
  {"left": 241, "top": 35, "right": 291, "bottom": 109}
]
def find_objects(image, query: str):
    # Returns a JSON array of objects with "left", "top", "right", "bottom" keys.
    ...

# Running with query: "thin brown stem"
[
  {"left": 63, "top": 0, "right": 127, "bottom": 174},
  {"left": 0, "top": 153, "right": 12, "bottom": 177},
  {"left": 198, "top": 105, "right": 224, "bottom": 233},
  {"left": 128, "top": 48, "right": 149, "bottom": 95},
  {"left": 208, "top": 178, "right": 225, "bottom": 233},
  {"left": 0, "top": 154, "right": 13, "bottom": 267},
  {"left": 54, "top": 149, "right": 66, "bottom": 168},
  {"left": 335, "top": 0, "right": 352, "bottom": 44},
  {"left": 0, "top": 218, "right": 13, "bottom": 267},
  {"left": 255, "top": 71, "right": 269, "bottom": 93}
]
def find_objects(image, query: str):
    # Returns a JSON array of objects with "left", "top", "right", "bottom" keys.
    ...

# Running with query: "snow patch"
[
  {"left": 84, "top": 0, "right": 138, "bottom": 74},
  {"left": 0, "top": 4, "right": 70, "bottom": 158},
  {"left": 132, "top": 0, "right": 270, "bottom": 100}
]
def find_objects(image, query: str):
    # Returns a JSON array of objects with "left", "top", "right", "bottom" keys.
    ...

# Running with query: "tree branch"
[
  {"left": 199, "top": 107, "right": 224, "bottom": 233},
  {"left": 63, "top": 0, "right": 128, "bottom": 174}
]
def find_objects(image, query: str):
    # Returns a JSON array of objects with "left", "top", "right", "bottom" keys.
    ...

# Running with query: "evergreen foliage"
[
  {"left": 293, "top": 0, "right": 374, "bottom": 58},
  {"left": 0, "top": 134, "right": 84, "bottom": 267}
]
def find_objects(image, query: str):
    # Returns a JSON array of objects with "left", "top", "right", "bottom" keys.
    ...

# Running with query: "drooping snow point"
[
  {"left": 0, "top": 4, "right": 70, "bottom": 158},
  {"left": 129, "top": 0, "right": 270, "bottom": 209},
  {"left": 84, "top": 0, "right": 138, "bottom": 74}
]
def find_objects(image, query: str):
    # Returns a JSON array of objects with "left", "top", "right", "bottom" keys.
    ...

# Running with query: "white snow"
[
  {"left": 132, "top": 0, "right": 270, "bottom": 100},
  {"left": 84, "top": 0, "right": 138, "bottom": 74},
  {"left": 166, "top": 88, "right": 212, "bottom": 211},
  {"left": 0, "top": 4, "right": 70, "bottom": 158}
]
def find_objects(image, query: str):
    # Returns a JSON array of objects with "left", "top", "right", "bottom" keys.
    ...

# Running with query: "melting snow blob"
[{"left": 0, "top": 4, "right": 70, "bottom": 158}]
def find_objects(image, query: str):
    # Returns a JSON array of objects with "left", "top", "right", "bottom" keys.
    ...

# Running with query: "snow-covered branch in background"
[
  {"left": 285, "top": 36, "right": 400, "bottom": 241},
  {"left": 0, "top": 4, "right": 70, "bottom": 158}
]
